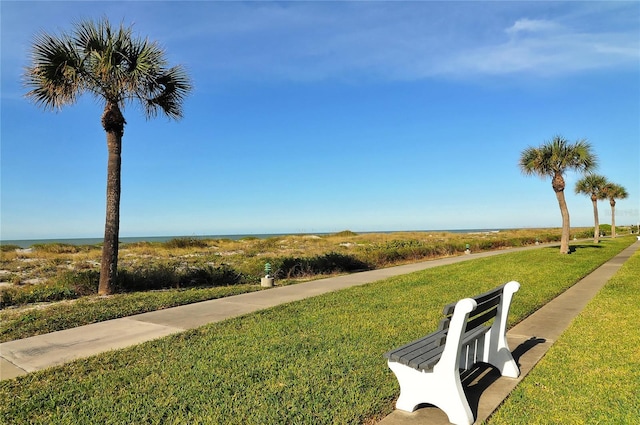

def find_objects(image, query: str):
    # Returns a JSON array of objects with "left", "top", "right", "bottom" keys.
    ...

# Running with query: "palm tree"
[
  {"left": 602, "top": 183, "right": 629, "bottom": 238},
  {"left": 24, "top": 18, "right": 192, "bottom": 295},
  {"left": 574, "top": 174, "right": 609, "bottom": 243},
  {"left": 519, "top": 135, "right": 598, "bottom": 254}
]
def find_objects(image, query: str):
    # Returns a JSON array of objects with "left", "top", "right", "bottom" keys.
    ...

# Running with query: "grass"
[
  {"left": 1, "top": 228, "right": 596, "bottom": 341},
  {"left": 0, "top": 237, "right": 635, "bottom": 424},
  {"left": 488, "top": 246, "right": 640, "bottom": 424},
  {"left": 2, "top": 228, "right": 592, "bottom": 304},
  {"left": 0, "top": 285, "right": 261, "bottom": 342}
]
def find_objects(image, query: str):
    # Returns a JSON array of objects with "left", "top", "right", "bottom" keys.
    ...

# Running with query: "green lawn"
[
  {"left": 0, "top": 237, "right": 635, "bottom": 424},
  {"left": 488, "top": 246, "right": 640, "bottom": 424},
  {"left": 0, "top": 285, "right": 263, "bottom": 342}
]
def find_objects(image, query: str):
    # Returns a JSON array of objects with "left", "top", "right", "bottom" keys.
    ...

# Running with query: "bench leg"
[
  {"left": 487, "top": 346, "right": 519, "bottom": 378},
  {"left": 388, "top": 360, "right": 474, "bottom": 425},
  {"left": 484, "top": 329, "right": 520, "bottom": 378}
]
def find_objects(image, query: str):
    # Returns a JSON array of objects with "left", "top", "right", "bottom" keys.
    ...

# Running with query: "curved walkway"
[
  {"left": 0, "top": 243, "right": 555, "bottom": 380},
  {"left": 1, "top": 240, "right": 638, "bottom": 423}
]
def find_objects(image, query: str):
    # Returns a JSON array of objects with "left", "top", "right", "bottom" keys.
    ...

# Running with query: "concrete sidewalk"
[
  {"left": 1, "top": 240, "right": 637, "bottom": 424},
  {"left": 0, "top": 242, "right": 558, "bottom": 381}
]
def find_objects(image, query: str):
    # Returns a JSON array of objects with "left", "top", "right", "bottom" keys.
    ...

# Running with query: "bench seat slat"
[
  {"left": 386, "top": 325, "right": 491, "bottom": 372},
  {"left": 410, "top": 325, "right": 489, "bottom": 371},
  {"left": 408, "top": 345, "right": 445, "bottom": 371},
  {"left": 384, "top": 330, "right": 446, "bottom": 362}
]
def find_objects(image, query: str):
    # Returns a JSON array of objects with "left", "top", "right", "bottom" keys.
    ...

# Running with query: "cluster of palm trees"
[
  {"left": 575, "top": 174, "right": 628, "bottom": 242},
  {"left": 519, "top": 136, "right": 629, "bottom": 254}
]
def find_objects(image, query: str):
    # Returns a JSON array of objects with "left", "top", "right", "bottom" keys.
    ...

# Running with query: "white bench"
[{"left": 383, "top": 281, "right": 520, "bottom": 425}]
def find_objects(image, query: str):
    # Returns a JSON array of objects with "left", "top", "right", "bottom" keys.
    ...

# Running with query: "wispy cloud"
[
  {"left": 441, "top": 12, "right": 639, "bottom": 78},
  {"left": 442, "top": 26, "right": 639, "bottom": 77},
  {"left": 505, "top": 18, "right": 562, "bottom": 35},
  {"left": 174, "top": 2, "right": 639, "bottom": 82},
  {"left": 3, "top": 1, "right": 639, "bottom": 84}
]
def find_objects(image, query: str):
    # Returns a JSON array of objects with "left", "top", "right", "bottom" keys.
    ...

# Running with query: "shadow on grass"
[
  {"left": 569, "top": 244, "right": 604, "bottom": 253},
  {"left": 461, "top": 337, "right": 546, "bottom": 418},
  {"left": 542, "top": 244, "right": 604, "bottom": 253}
]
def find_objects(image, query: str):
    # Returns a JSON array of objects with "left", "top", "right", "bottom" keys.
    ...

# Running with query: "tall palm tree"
[
  {"left": 24, "top": 18, "right": 192, "bottom": 295},
  {"left": 519, "top": 135, "right": 598, "bottom": 254},
  {"left": 574, "top": 174, "right": 609, "bottom": 243},
  {"left": 602, "top": 183, "right": 628, "bottom": 238}
]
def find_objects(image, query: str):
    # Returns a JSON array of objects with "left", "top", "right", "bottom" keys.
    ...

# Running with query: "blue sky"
[{"left": 1, "top": 1, "right": 639, "bottom": 240}]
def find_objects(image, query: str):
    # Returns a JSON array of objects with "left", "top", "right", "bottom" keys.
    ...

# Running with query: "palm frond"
[
  {"left": 519, "top": 135, "right": 598, "bottom": 180},
  {"left": 574, "top": 174, "right": 609, "bottom": 199},
  {"left": 24, "top": 17, "right": 192, "bottom": 120},
  {"left": 24, "top": 32, "right": 84, "bottom": 110},
  {"left": 603, "top": 183, "right": 629, "bottom": 202},
  {"left": 142, "top": 65, "right": 192, "bottom": 120}
]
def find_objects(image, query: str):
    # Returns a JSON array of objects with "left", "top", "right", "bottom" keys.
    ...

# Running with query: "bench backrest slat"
[
  {"left": 465, "top": 308, "right": 497, "bottom": 331},
  {"left": 439, "top": 284, "right": 505, "bottom": 331}
]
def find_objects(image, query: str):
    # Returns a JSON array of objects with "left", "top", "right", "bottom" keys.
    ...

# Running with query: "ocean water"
[{"left": 1, "top": 229, "right": 501, "bottom": 249}]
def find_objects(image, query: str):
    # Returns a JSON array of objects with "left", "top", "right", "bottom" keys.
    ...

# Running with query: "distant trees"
[
  {"left": 24, "top": 18, "right": 192, "bottom": 294},
  {"left": 575, "top": 174, "right": 609, "bottom": 243},
  {"left": 519, "top": 136, "right": 598, "bottom": 254},
  {"left": 520, "top": 136, "right": 633, "bottom": 250},
  {"left": 602, "top": 183, "right": 629, "bottom": 238}
]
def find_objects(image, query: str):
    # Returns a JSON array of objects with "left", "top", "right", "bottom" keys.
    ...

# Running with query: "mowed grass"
[
  {"left": 0, "top": 237, "right": 635, "bottom": 424},
  {"left": 488, "top": 246, "right": 640, "bottom": 425},
  {"left": 0, "top": 285, "right": 262, "bottom": 342}
]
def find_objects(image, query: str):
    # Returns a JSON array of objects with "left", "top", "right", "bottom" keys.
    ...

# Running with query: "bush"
[
  {"left": 180, "top": 264, "right": 243, "bottom": 287},
  {"left": 274, "top": 252, "right": 369, "bottom": 279},
  {"left": 0, "top": 282, "right": 77, "bottom": 307},
  {"left": 32, "top": 243, "right": 81, "bottom": 254},
  {"left": 331, "top": 230, "right": 358, "bottom": 237},
  {"left": 358, "top": 240, "right": 466, "bottom": 266},
  {"left": 116, "top": 263, "right": 244, "bottom": 292},
  {"left": 163, "top": 237, "right": 209, "bottom": 249},
  {"left": 0, "top": 244, "right": 21, "bottom": 252},
  {"left": 57, "top": 270, "right": 100, "bottom": 296},
  {"left": 32, "top": 243, "right": 100, "bottom": 254}
]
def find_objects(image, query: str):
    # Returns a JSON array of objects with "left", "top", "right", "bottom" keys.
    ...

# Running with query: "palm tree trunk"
[
  {"left": 99, "top": 103, "right": 125, "bottom": 295},
  {"left": 591, "top": 196, "right": 600, "bottom": 243},
  {"left": 610, "top": 200, "right": 617, "bottom": 238},
  {"left": 552, "top": 173, "right": 570, "bottom": 254},
  {"left": 556, "top": 190, "right": 571, "bottom": 254}
]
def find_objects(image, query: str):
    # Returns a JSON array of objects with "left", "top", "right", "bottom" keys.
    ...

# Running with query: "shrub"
[
  {"left": 274, "top": 252, "right": 369, "bottom": 279},
  {"left": 572, "top": 228, "right": 594, "bottom": 239},
  {"left": 180, "top": 264, "right": 243, "bottom": 287},
  {"left": 0, "top": 282, "right": 77, "bottom": 307},
  {"left": 32, "top": 243, "right": 81, "bottom": 254},
  {"left": 57, "top": 270, "right": 100, "bottom": 296},
  {"left": 163, "top": 237, "right": 209, "bottom": 249},
  {"left": 0, "top": 244, "right": 21, "bottom": 252},
  {"left": 357, "top": 239, "right": 466, "bottom": 266},
  {"left": 116, "top": 263, "right": 179, "bottom": 292},
  {"left": 332, "top": 230, "right": 358, "bottom": 237},
  {"left": 32, "top": 243, "right": 100, "bottom": 254},
  {"left": 116, "top": 263, "right": 245, "bottom": 292}
]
